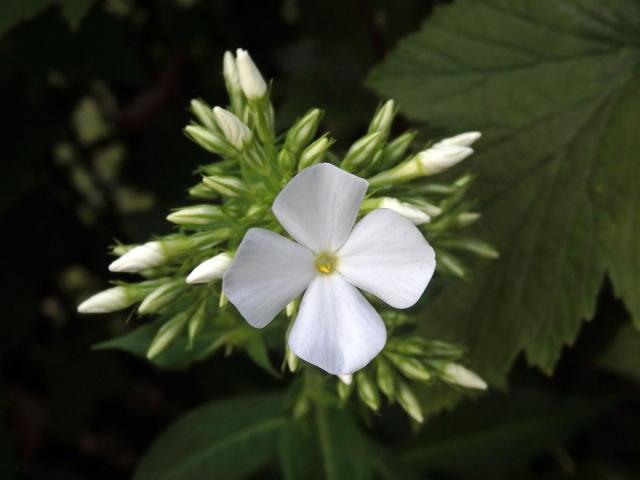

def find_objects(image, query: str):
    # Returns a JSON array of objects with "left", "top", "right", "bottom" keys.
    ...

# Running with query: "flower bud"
[
  {"left": 186, "top": 252, "right": 233, "bottom": 284},
  {"left": 337, "top": 379, "right": 353, "bottom": 403},
  {"left": 202, "top": 175, "right": 247, "bottom": 197},
  {"left": 386, "top": 353, "right": 431, "bottom": 382},
  {"left": 376, "top": 357, "right": 396, "bottom": 400},
  {"left": 338, "top": 374, "right": 353, "bottom": 385},
  {"left": 442, "top": 363, "right": 487, "bottom": 390},
  {"left": 456, "top": 212, "right": 481, "bottom": 227},
  {"left": 434, "top": 131, "right": 481, "bottom": 148},
  {"left": 184, "top": 125, "right": 236, "bottom": 156},
  {"left": 190, "top": 99, "right": 216, "bottom": 131},
  {"left": 138, "top": 280, "right": 184, "bottom": 315},
  {"left": 356, "top": 371, "right": 381, "bottom": 411},
  {"left": 188, "top": 302, "right": 207, "bottom": 345},
  {"left": 286, "top": 349, "right": 299, "bottom": 372},
  {"left": 442, "top": 238, "right": 499, "bottom": 259},
  {"left": 341, "top": 132, "right": 382, "bottom": 170},
  {"left": 381, "top": 130, "right": 416, "bottom": 167},
  {"left": 235, "top": 49, "right": 267, "bottom": 100},
  {"left": 189, "top": 182, "right": 219, "bottom": 200},
  {"left": 212, "top": 107, "right": 252, "bottom": 150},
  {"left": 416, "top": 146, "right": 474, "bottom": 175},
  {"left": 298, "top": 135, "right": 334, "bottom": 171},
  {"left": 437, "top": 252, "right": 466, "bottom": 278},
  {"left": 285, "top": 108, "right": 322, "bottom": 154},
  {"left": 396, "top": 381, "right": 423, "bottom": 423},
  {"left": 147, "top": 313, "right": 189, "bottom": 359},
  {"left": 379, "top": 198, "right": 431, "bottom": 225},
  {"left": 167, "top": 204, "right": 226, "bottom": 226},
  {"left": 223, "top": 51, "right": 241, "bottom": 93},
  {"left": 368, "top": 99, "right": 396, "bottom": 136},
  {"left": 77, "top": 286, "right": 135, "bottom": 313},
  {"left": 109, "top": 241, "right": 166, "bottom": 272}
]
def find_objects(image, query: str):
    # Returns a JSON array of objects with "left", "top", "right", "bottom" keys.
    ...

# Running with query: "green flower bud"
[
  {"left": 440, "top": 238, "right": 499, "bottom": 259},
  {"left": 189, "top": 182, "right": 219, "bottom": 200},
  {"left": 341, "top": 132, "right": 382, "bottom": 170},
  {"left": 138, "top": 280, "right": 184, "bottom": 315},
  {"left": 190, "top": 99, "right": 217, "bottom": 131},
  {"left": 368, "top": 100, "right": 396, "bottom": 136},
  {"left": 167, "top": 204, "right": 226, "bottom": 226},
  {"left": 184, "top": 125, "right": 236, "bottom": 156},
  {"left": 442, "top": 363, "right": 487, "bottom": 390},
  {"left": 298, "top": 135, "right": 334, "bottom": 171},
  {"left": 386, "top": 353, "right": 431, "bottom": 382},
  {"left": 286, "top": 349, "right": 299, "bottom": 372},
  {"left": 396, "top": 381, "right": 423, "bottom": 423},
  {"left": 188, "top": 302, "right": 208, "bottom": 346},
  {"left": 456, "top": 212, "right": 481, "bottom": 227},
  {"left": 376, "top": 357, "right": 396, "bottom": 400},
  {"left": 147, "top": 313, "right": 189, "bottom": 359},
  {"left": 337, "top": 378, "right": 353, "bottom": 403},
  {"left": 286, "top": 108, "right": 323, "bottom": 154},
  {"left": 356, "top": 371, "right": 380, "bottom": 411},
  {"left": 202, "top": 175, "right": 247, "bottom": 197},
  {"left": 380, "top": 130, "right": 417, "bottom": 168},
  {"left": 437, "top": 252, "right": 466, "bottom": 278}
]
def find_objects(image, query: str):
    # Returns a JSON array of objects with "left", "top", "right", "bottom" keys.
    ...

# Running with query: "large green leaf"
[
  {"left": 134, "top": 393, "right": 285, "bottom": 480},
  {"left": 369, "top": 0, "right": 640, "bottom": 383},
  {"left": 400, "top": 390, "right": 618, "bottom": 475},
  {"left": 596, "top": 322, "right": 640, "bottom": 382}
]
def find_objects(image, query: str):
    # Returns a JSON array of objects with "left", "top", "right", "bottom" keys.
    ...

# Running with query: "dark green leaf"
[
  {"left": 0, "top": 0, "right": 55, "bottom": 37},
  {"left": 134, "top": 393, "right": 285, "bottom": 480},
  {"left": 369, "top": 0, "right": 640, "bottom": 382},
  {"left": 596, "top": 323, "right": 640, "bottom": 382}
]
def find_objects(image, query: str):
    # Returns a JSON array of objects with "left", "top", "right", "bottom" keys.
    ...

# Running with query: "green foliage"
[
  {"left": 369, "top": 0, "right": 640, "bottom": 383},
  {"left": 134, "top": 393, "right": 285, "bottom": 480},
  {"left": 0, "top": 0, "right": 95, "bottom": 35},
  {"left": 596, "top": 323, "right": 640, "bottom": 382}
]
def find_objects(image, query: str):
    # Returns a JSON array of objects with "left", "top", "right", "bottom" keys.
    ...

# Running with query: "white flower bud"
[
  {"left": 109, "top": 241, "right": 166, "bottom": 272},
  {"left": 338, "top": 374, "right": 353, "bottom": 385},
  {"left": 378, "top": 198, "right": 431, "bottom": 225},
  {"left": 434, "top": 131, "right": 481, "bottom": 148},
  {"left": 235, "top": 48, "right": 267, "bottom": 100},
  {"left": 416, "top": 145, "right": 474, "bottom": 175},
  {"left": 442, "top": 363, "right": 487, "bottom": 390},
  {"left": 223, "top": 50, "right": 241, "bottom": 92},
  {"left": 212, "top": 106, "right": 252, "bottom": 150},
  {"left": 166, "top": 204, "right": 225, "bottom": 225},
  {"left": 77, "top": 287, "right": 131, "bottom": 313},
  {"left": 186, "top": 252, "right": 233, "bottom": 284}
]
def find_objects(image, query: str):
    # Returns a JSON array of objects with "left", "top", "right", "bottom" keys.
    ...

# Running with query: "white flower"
[
  {"left": 77, "top": 287, "right": 130, "bottom": 313},
  {"left": 212, "top": 106, "right": 252, "bottom": 150},
  {"left": 416, "top": 145, "right": 474, "bottom": 175},
  {"left": 378, "top": 198, "right": 431, "bottom": 225},
  {"left": 235, "top": 48, "right": 267, "bottom": 100},
  {"left": 109, "top": 241, "right": 165, "bottom": 272},
  {"left": 187, "top": 252, "right": 233, "bottom": 284},
  {"left": 433, "top": 131, "right": 481, "bottom": 148},
  {"left": 223, "top": 163, "right": 436, "bottom": 375},
  {"left": 223, "top": 50, "right": 241, "bottom": 92},
  {"left": 442, "top": 363, "right": 487, "bottom": 390}
]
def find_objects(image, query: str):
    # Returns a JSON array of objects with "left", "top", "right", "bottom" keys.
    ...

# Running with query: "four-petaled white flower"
[{"left": 223, "top": 163, "right": 435, "bottom": 375}]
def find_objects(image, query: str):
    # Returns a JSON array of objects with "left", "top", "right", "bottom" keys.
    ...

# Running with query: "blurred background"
[{"left": 1, "top": 1, "right": 639, "bottom": 479}]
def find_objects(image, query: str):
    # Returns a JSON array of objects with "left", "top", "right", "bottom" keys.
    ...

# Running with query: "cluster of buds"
[{"left": 78, "top": 49, "right": 493, "bottom": 421}]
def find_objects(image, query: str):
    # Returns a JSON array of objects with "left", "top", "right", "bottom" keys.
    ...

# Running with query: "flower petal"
[
  {"left": 223, "top": 228, "right": 316, "bottom": 328},
  {"left": 288, "top": 274, "right": 386, "bottom": 375},
  {"left": 273, "top": 163, "right": 368, "bottom": 252},
  {"left": 337, "top": 209, "right": 436, "bottom": 309}
]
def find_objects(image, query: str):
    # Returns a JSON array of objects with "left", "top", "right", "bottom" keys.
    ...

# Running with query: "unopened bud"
[
  {"left": 212, "top": 107, "right": 252, "bottom": 150},
  {"left": 381, "top": 130, "right": 416, "bottom": 167},
  {"left": 190, "top": 99, "right": 216, "bottom": 131},
  {"left": 378, "top": 198, "right": 431, "bottom": 225},
  {"left": 386, "top": 353, "right": 431, "bottom": 382},
  {"left": 437, "top": 252, "right": 466, "bottom": 278},
  {"left": 186, "top": 252, "right": 233, "bottom": 284},
  {"left": 298, "top": 135, "right": 334, "bottom": 171},
  {"left": 442, "top": 363, "right": 487, "bottom": 390},
  {"left": 285, "top": 108, "right": 323, "bottom": 154},
  {"left": 202, "top": 175, "right": 247, "bottom": 197},
  {"left": 138, "top": 280, "right": 184, "bottom": 315},
  {"left": 147, "top": 313, "right": 189, "bottom": 359},
  {"left": 188, "top": 302, "right": 208, "bottom": 345},
  {"left": 77, "top": 286, "right": 136, "bottom": 313},
  {"left": 189, "top": 182, "right": 219, "bottom": 200},
  {"left": 456, "top": 212, "right": 481, "bottom": 227},
  {"left": 368, "top": 99, "right": 396, "bottom": 135},
  {"left": 415, "top": 146, "right": 473, "bottom": 175},
  {"left": 235, "top": 49, "right": 267, "bottom": 100},
  {"left": 434, "top": 131, "right": 481, "bottom": 148},
  {"left": 376, "top": 357, "right": 396, "bottom": 400},
  {"left": 286, "top": 349, "right": 299, "bottom": 372},
  {"left": 223, "top": 51, "right": 241, "bottom": 93},
  {"left": 184, "top": 125, "right": 235, "bottom": 156},
  {"left": 341, "top": 131, "right": 382, "bottom": 170},
  {"left": 356, "top": 371, "right": 381, "bottom": 411},
  {"left": 338, "top": 374, "right": 353, "bottom": 385},
  {"left": 337, "top": 379, "right": 353, "bottom": 403},
  {"left": 396, "top": 381, "right": 423, "bottom": 423},
  {"left": 167, "top": 204, "right": 226, "bottom": 226},
  {"left": 109, "top": 241, "right": 166, "bottom": 272},
  {"left": 443, "top": 239, "right": 499, "bottom": 259}
]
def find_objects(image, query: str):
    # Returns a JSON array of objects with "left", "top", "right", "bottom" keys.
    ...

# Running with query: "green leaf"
[
  {"left": 400, "top": 390, "right": 618, "bottom": 474},
  {"left": 0, "top": 0, "right": 95, "bottom": 36},
  {"left": 134, "top": 393, "right": 285, "bottom": 480},
  {"left": 93, "top": 320, "right": 224, "bottom": 370},
  {"left": 596, "top": 323, "right": 640, "bottom": 382},
  {"left": 369, "top": 0, "right": 640, "bottom": 383},
  {"left": 278, "top": 407, "right": 373, "bottom": 480}
]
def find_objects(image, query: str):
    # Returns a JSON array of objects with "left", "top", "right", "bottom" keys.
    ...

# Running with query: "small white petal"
[
  {"left": 223, "top": 228, "right": 316, "bottom": 328},
  {"left": 212, "top": 106, "right": 252, "bottom": 149},
  {"left": 187, "top": 252, "right": 233, "bottom": 284},
  {"left": 416, "top": 145, "right": 473, "bottom": 175},
  {"left": 109, "top": 242, "right": 165, "bottom": 272},
  {"left": 378, "top": 198, "right": 431, "bottom": 225},
  {"left": 77, "top": 287, "right": 130, "bottom": 313},
  {"left": 434, "top": 131, "right": 481, "bottom": 148},
  {"left": 273, "top": 163, "right": 368, "bottom": 253},
  {"left": 338, "top": 374, "right": 353, "bottom": 385},
  {"left": 338, "top": 209, "right": 435, "bottom": 309},
  {"left": 442, "top": 364, "right": 487, "bottom": 390},
  {"left": 235, "top": 48, "right": 268, "bottom": 100},
  {"left": 288, "top": 274, "right": 386, "bottom": 375}
]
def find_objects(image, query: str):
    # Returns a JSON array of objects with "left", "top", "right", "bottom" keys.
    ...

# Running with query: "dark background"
[{"left": 1, "top": 1, "right": 638, "bottom": 479}]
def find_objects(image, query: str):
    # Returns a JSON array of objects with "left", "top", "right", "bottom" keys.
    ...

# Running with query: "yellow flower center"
[{"left": 315, "top": 252, "right": 338, "bottom": 274}]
